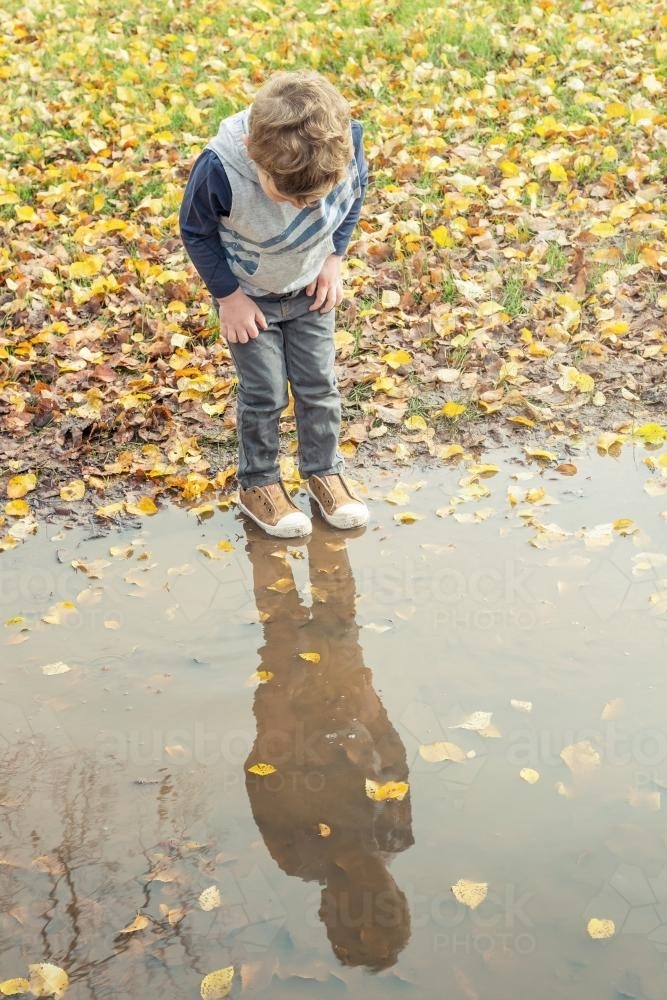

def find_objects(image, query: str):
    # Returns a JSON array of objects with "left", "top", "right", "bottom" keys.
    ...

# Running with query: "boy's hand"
[
  {"left": 307, "top": 254, "right": 344, "bottom": 313},
  {"left": 217, "top": 288, "right": 267, "bottom": 344}
]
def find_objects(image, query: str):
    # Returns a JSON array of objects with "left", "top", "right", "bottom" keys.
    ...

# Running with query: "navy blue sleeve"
[
  {"left": 179, "top": 150, "right": 240, "bottom": 299},
  {"left": 332, "top": 120, "right": 368, "bottom": 256}
]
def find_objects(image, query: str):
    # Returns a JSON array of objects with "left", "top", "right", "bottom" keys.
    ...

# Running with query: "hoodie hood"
[{"left": 207, "top": 109, "right": 257, "bottom": 182}]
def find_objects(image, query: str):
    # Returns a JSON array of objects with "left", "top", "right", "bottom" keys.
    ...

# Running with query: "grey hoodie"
[{"left": 206, "top": 110, "right": 363, "bottom": 297}]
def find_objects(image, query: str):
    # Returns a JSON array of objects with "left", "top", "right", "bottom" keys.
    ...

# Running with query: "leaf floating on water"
[
  {"left": 0, "top": 979, "right": 31, "bottom": 996},
  {"left": 198, "top": 886, "right": 221, "bottom": 911},
  {"left": 125, "top": 496, "right": 158, "bottom": 516},
  {"left": 519, "top": 768, "right": 540, "bottom": 784},
  {"left": 586, "top": 918, "right": 615, "bottom": 940},
  {"left": 159, "top": 904, "right": 187, "bottom": 926},
  {"left": 560, "top": 740, "right": 601, "bottom": 774},
  {"left": 419, "top": 741, "right": 467, "bottom": 764},
  {"left": 299, "top": 652, "right": 321, "bottom": 663},
  {"left": 451, "top": 879, "right": 488, "bottom": 910},
  {"left": 28, "top": 964, "right": 69, "bottom": 999},
  {"left": 452, "top": 711, "right": 493, "bottom": 733},
  {"left": 318, "top": 823, "right": 331, "bottom": 838},
  {"left": 247, "top": 763, "right": 277, "bottom": 776},
  {"left": 393, "top": 511, "right": 423, "bottom": 524},
  {"left": 601, "top": 698, "right": 624, "bottom": 721},
  {"left": 267, "top": 577, "right": 295, "bottom": 594},
  {"left": 41, "top": 661, "right": 71, "bottom": 676},
  {"left": 41, "top": 601, "right": 78, "bottom": 625},
  {"left": 365, "top": 779, "right": 409, "bottom": 802},
  {"left": 510, "top": 699, "right": 533, "bottom": 714},
  {"left": 119, "top": 913, "right": 150, "bottom": 934},
  {"left": 200, "top": 966, "right": 234, "bottom": 1000}
]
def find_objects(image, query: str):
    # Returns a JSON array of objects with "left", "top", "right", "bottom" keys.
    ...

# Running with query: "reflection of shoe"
[
  {"left": 308, "top": 474, "right": 369, "bottom": 530},
  {"left": 238, "top": 482, "right": 312, "bottom": 538}
]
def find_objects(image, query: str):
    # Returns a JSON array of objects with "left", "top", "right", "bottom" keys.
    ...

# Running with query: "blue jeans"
[{"left": 225, "top": 289, "right": 345, "bottom": 490}]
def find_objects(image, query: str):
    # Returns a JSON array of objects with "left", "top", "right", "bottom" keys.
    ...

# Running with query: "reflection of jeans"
[{"left": 225, "top": 289, "right": 344, "bottom": 489}]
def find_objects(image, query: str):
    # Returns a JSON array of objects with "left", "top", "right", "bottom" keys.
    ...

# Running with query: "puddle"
[{"left": 2, "top": 445, "right": 667, "bottom": 999}]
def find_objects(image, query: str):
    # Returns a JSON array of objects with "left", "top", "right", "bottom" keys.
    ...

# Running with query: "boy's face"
[{"left": 256, "top": 167, "right": 323, "bottom": 209}]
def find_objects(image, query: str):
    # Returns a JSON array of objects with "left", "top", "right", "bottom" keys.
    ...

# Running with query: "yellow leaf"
[
  {"left": 519, "top": 768, "right": 540, "bottom": 784},
  {"left": 560, "top": 740, "right": 601, "bottom": 774},
  {"left": 28, "top": 964, "right": 69, "bottom": 1000},
  {"left": 200, "top": 967, "right": 234, "bottom": 1000},
  {"left": 198, "top": 886, "right": 222, "bottom": 911},
  {"left": 365, "top": 779, "right": 409, "bottom": 802},
  {"left": 119, "top": 913, "right": 150, "bottom": 934},
  {"left": 381, "top": 289, "right": 401, "bottom": 309},
  {"left": 404, "top": 414, "right": 427, "bottom": 431},
  {"left": 41, "top": 601, "right": 78, "bottom": 625},
  {"left": 95, "top": 502, "right": 124, "bottom": 518},
  {"left": 60, "top": 480, "right": 86, "bottom": 502},
  {"left": 16, "top": 205, "right": 38, "bottom": 222},
  {"left": 7, "top": 473, "right": 37, "bottom": 499},
  {"left": 548, "top": 162, "right": 568, "bottom": 183},
  {"left": 524, "top": 447, "right": 557, "bottom": 461},
  {"left": 431, "top": 225, "right": 454, "bottom": 247},
  {"left": 0, "top": 980, "right": 30, "bottom": 996},
  {"left": 436, "top": 444, "right": 464, "bottom": 459},
  {"left": 590, "top": 221, "right": 617, "bottom": 238},
  {"left": 451, "top": 879, "right": 488, "bottom": 910},
  {"left": 5, "top": 500, "right": 29, "bottom": 517},
  {"left": 247, "top": 763, "right": 277, "bottom": 776},
  {"left": 525, "top": 486, "right": 546, "bottom": 503},
  {"left": 596, "top": 431, "right": 625, "bottom": 454},
  {"left": 587, "top": 918, "right": 615, "bottom": 940},
  {"left": 299, "top": 652, "right": 321, "bottom": 663},
  {"left": 254, "top": 670, "right": 274, "bottom": 683},
  {"left": 125, "top": 496, "right": 158, "bottom": 516},
  {"left": 633, "top": 423, "right": 667, "bottom": 445},
  {"left": 216, "top": 539, "right": 235, "bottom": 552},
  {"left": 558, "top": 367, "right": 595, "bottom": 393},
  {"left": 440, "top": 401, "right": 465, "bottom": 418},
  {"left": 467, "top": 463, "right": 500, "bottom": 478},
  {"left": 385, "top": 486, "right": 411, "bottom": 505},
  {"left": 267, "top": 577, "right": 295, "bottom": 594},
  {"left": 419, "top": 741, "right": 466, "bottom": 764},
  {"left": 382, "top": 349, "right": 412, "bottom": 369},
  {"left": 394, "top": 511, "right": 423, "bottom": 524},
  {"left": 318, "top": 822, "right": 332, "bottom": 837},
  {"left": 69, "top": 255, "right": 104, "bottom": 278}
]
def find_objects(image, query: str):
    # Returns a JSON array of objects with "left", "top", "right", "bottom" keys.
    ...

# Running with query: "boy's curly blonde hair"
[{"left": 247, "top": 70, "right": 353, "bottom": 203}]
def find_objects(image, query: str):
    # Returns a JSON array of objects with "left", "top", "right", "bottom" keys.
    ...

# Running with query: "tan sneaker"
[
  {"left": 238, "top": 482, "right": 311, "bottom": 538},
  {"left": 308, "top": 474, "right": 369, "bottom": 529}
]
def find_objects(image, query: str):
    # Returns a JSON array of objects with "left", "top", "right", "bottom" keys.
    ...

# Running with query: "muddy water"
[{"left": 2, "top": 446, "right": 667, "bottom": 999}]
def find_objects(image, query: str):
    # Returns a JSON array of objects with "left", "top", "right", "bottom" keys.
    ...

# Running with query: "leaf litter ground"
[{"left": 1, "top": 0, "right": 666, "bottom": 531}]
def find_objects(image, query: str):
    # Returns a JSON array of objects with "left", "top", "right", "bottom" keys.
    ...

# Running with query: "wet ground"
[{"left": 2, "top": 443, "right": 667, "bottom": 999}]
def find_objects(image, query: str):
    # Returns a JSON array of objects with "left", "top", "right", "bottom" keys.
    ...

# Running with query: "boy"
[{"left": 179, "top": 70, "right": 369, "bottom": 538}]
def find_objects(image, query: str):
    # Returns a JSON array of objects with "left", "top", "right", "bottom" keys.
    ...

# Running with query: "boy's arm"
[
  {"left": 179, "top": 150, "right": 239, "bottom": 299},
  {"left": 180, "top": 152, "right": 267, "bottom": 343},
  {"left": 332, "top": 120, "right": 368, "bottom": 257},
  {"left": 307, "top": 121, "right": 368, "bottom": 314}
]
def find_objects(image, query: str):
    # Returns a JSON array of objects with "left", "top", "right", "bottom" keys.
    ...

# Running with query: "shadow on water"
[{"left": 243, "top": 522, "right": 413, "bottom": 972}]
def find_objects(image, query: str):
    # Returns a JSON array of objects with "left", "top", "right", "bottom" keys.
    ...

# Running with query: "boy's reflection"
[{"left": 244, "top": 522, "right": 414, "bottom": 971}]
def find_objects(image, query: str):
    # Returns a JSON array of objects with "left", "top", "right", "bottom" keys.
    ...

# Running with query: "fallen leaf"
[
  {"left": 451, "top": 879, "right": 488, "bottom": 910},
  {"left": 247, "top": 763, "right": 277, "bottom": 776},
  {"left": 6, "top": 473, "right": 37, "bottom": 499},
  {"left": 200, "top": 967, "right": 234, "bottom": 1000},
  {"left": 59, "top": 480, "right": 85, "bottom": 501},
  {"left": 452, "top": 710, "right": 493, "bottom": 732},
  {"left": 586, "top": 918, "right": 615, "bottom": 940},
  {"left": 520, "top": 768, "right": 540, "bottom": 784},
  {"left": 198, "top": 886, "right": 222, "bottom": 911},
  {"left": 560, "top": 740, "right": 601, "bottom": 774},
  {"left": 119, "top": 913, "right": 150, "bottom": 934},
  {"left": 41, "top": 661, "right": 71, "bottom": 676},
  {"left": 299, "top": 652, "right": 321, "bottom": 663},
  {"left": 28, "top": 964, "right": 69, "bottom": 1000},
  {"left": 267, "top": 577, "right": 295, "bottom": 594},
  {"left": 0, "top": 980, "right": 31, "bottom": 996},
  {"left": 365, "top": 779, "right": 409, "bottom": 801}
]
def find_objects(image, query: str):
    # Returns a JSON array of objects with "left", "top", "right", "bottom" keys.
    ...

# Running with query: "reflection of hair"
[
  {"left": 247, "top": 70, "right": 353, "bottom": 202},
  {"left": 319, "top": 858, "right": 411, "bottom": 972}
]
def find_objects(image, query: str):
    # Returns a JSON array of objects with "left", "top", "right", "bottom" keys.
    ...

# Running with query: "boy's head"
[{"left": 247, "top": 70, "right": 353, "bottom": 207}]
